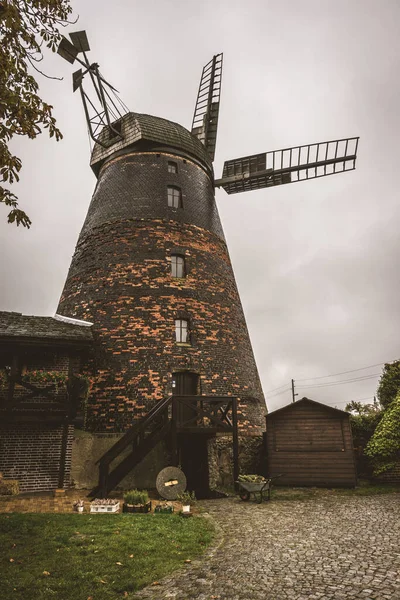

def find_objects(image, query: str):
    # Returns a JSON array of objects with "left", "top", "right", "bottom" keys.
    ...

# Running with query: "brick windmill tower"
[{"left": 57, "top": 33, "right": 358, "bottom": 495}]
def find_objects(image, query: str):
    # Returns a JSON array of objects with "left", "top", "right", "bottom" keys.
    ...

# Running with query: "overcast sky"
[{"left": 1, "top": 0, "right": 399, "bottom": 411}]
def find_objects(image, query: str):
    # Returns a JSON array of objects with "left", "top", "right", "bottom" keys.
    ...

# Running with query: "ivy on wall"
[
  {"left": 377, "top": 361, "right": 400, "bottom": 409},
  {"left": 0, "top": 368, "right": 90, "bottom": 398},
  {"left": 365, "top": 392, "right": 400, "bottom": 474}
]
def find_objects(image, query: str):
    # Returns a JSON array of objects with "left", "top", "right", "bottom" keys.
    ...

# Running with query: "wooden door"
[{"left": 172, "top": 372, "right": 199, "bottom": 425}]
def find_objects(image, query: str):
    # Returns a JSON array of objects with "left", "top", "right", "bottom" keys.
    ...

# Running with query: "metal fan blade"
[
  {"left": 72, "top": 69, "right": 84, "bottom": 92},
  {"left": 191, "top": 53, "right": 223, "bottom": 161},
  {"left": 215, "top": 137, "right": 359, "bottom": 194},
  {"left": 69, "top": 30, "right": 90, "bottom": 53},
  {"left": 57, "top": 36, "right": 78, "bottom": 64}
]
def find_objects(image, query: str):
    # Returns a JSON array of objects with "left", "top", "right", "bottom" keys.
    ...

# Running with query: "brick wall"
[
  {"left": 373, "top": 461, "right": 400, "bottom": 484},
  {"left": 58, "top": 152, "right": 266, "bottom": 433},
  {"left": 0, "top": 424, "right": 74, "bottom": 492},
  {"left": 0, "top": 348, "right": 81, "bottom": 492}
]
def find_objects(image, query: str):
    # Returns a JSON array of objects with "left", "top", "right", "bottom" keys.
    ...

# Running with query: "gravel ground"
[{"left": 134, "top": 493, "right": 400, "bottom": 600}]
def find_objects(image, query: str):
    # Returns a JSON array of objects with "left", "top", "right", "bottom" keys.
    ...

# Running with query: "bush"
[
  {"left": 365, "top": 392, "right": 400, "bottom": 475},
  {"left": 0, "top": 479, "right": 19, "bottom": 496},
  {"left": 377, "top": 361, "right": 400, "bottom": 409},
  {"left": 123, "top": 489, "right": 149, "bottom": 506},
  {"left": 177, "top": 491, "right": 196, "bottom": 504}
]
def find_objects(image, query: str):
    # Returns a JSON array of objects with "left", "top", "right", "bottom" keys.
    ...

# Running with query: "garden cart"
[{"left": 236, "top": 478, "right": 272, "bottom": 503}]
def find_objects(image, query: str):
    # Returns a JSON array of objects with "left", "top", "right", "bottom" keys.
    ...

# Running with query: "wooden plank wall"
[{"left": 266, "top": 403, "right": 356, "bottom": 487}]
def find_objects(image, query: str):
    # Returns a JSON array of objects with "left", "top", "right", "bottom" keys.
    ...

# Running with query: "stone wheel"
[{"left": 156, "top": 466, "right": 187, "bottom": 500}]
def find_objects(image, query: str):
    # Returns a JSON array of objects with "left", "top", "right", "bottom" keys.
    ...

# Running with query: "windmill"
[{"left": 57, "top": 33, "right": 359, "bottom": 496}]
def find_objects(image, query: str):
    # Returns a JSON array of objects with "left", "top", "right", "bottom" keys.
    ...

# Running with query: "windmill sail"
[
  {"left": 57, "top": 31, "right": 127, "bottom": 149},
  {"left": 215, "top": 137, "right": 359, "bottom": 194},
  {"left": 191, "top": 54, "right": 223, "bottom": 161}
]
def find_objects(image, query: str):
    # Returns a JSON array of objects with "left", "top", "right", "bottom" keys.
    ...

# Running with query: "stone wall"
[
  {"left": 70, "top": 430, "right": 171, "bottom": 490},
  {"left": 208, "top": 435, "right": 264, "bottom": 491}
]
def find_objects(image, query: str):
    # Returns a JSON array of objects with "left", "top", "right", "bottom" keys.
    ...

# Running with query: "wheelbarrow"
[{"left": 236, "top": 479, "right": 272, "bottom": 503}]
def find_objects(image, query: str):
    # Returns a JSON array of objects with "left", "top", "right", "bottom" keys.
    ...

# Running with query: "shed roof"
[
  {"left": 0, "top": 311, "right": 93, "bottom": 344},
  {"left": 266, "top": 397, "right": 349, "bottom": 419}
]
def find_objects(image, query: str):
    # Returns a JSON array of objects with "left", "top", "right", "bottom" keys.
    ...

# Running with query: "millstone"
[{"left": 156, "top": 466, "right": 187, "bottom": 500}]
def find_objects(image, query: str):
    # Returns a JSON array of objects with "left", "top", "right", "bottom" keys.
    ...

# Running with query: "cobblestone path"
[{"left": 135, "top": 493, "right": 400, "bottom": 600}]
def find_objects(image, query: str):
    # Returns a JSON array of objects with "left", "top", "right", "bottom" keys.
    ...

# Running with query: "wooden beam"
[
  {"left": 232, "top": 397, "right": 239, "bottom": 487},
  {"left": 7, "top": 354, "right": 18, "bottom": 403},
  {"left": 58, "top": 422, "right": 70, "bottom": 489}
]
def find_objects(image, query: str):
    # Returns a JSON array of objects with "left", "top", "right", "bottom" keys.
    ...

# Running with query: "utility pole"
[{"left": 291, "top": 379, "right": 298, "bottom": 403}]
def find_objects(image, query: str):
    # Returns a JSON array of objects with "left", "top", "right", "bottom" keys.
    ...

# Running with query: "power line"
[
  {"left": 295, "top": 361, "right": 393, "bottom": 382},
  {"left": 264, "top": 387, "right": 291, "bottom": 399},
  {"left": 264, "top": 382, "right": 291, "bottom": 395},
  {"left": 323, "top": 396, "right": 374, "bottom": 406},
  {"left": 296, "top": 373, "right": 380, "bottom": 389}
]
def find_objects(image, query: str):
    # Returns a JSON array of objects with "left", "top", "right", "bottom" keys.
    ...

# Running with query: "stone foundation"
[{"left": 70, "top": 430, "right": 171, "bottom": 490}]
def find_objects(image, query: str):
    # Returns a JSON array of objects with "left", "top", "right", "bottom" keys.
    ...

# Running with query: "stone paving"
[{"left": 134, "top": 493, "right": 400, "bottom": 600}]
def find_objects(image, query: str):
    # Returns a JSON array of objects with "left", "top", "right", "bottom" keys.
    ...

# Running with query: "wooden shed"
[{"left": 265, "top": 398, "right": 356, "bottom": 487}]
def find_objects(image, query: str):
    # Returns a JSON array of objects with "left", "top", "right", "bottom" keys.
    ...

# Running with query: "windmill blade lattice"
[
  {"left": 215, "top": 137, "right": 359, "bottom": 194},
  {"left": 57, "top": 31, "right": 129, "bottom": 148},
  {"left": 191, "top": 53, "right": 223, "bottom": 161}
]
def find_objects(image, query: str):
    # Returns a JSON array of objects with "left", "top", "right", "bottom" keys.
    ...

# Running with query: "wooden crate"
[{"left": 90, "top": 501, "right": 120, "bottom": 513}]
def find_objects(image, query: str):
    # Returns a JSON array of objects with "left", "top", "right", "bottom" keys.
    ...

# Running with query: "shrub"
[
  {"left": 0, "top": 479, "right": 19, "bottom": 496},
  {"left": 365, "top": 392, "right": 400, "bottom": 475},
  {"left": 177, "top": 491, "right": 196, "bottom": 504},
  {"left": 123, "top": 489, "right": 149, "bottom": 506},
  {"left": 377, "top": 361, "right": 400, "bottom": 410}
]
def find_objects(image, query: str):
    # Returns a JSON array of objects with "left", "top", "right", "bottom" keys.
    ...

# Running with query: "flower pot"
[
  {"left": 155, "top": 505, "right": 174, "bottom": 514},
  {"left": 77, "top": 505, "right": 84, "bottom": 513},
  {"left": 182, "top": 504, "right": 190, "bottom": 513},
  {"left": 123, "top": 501, "right": 152, "bottom": 514}
]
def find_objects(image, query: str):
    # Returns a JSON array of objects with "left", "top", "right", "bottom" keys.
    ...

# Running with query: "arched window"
[
  {"left": 175, "top": 319, "right": 190, "bottom": 344},
  {"left": 167, "top": 186, "right": 182, "bottom": 208},
  {"left": 171, "top": 254, "right": 185, "bottom": 278}
]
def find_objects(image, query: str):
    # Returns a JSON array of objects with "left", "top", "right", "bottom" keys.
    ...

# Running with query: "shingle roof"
[
  {"left": 0, "top": 311, "right": 93, "bottom": 344},
  {"left": 90, "top": 113, "right": 213, "bottom": 176},
  {"left": 266, "top": 397, "right": 349, "bottom": 418}
]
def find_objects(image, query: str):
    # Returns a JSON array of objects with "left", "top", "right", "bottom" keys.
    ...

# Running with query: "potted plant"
[
  {"left": 177, "top": 491, "right": 196, "bottom": 515},
  {"left": 73, "top": 499, "right": 85, "bottom": 513},
  {"left": 154, "top": 501, "right": 174, "bottom": 514},
  {"left": 123, "top": 489, "right": 151, "bottom": 513}
]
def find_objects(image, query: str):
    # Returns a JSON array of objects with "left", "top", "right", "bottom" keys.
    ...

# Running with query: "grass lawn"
[{"left": 0, "top": 513, "right": 214, "bottom": 600}]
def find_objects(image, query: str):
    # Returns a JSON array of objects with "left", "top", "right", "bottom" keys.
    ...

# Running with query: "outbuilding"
[{"left": 265, "top": 397, "right": 356, "bottom": 487}]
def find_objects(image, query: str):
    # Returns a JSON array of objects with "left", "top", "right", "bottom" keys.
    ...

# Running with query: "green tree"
[
  {"left": 346, "top": 399, "right": 382, "bottom": 453},
  {"left": 0, "top": 0, "right": 74, "bottom": 228},
  {"left": 365, "top": 391, "right": 400, "bottom": 475},
  {"left": 377, "top": 360, "right": 400, "bottom": 410}
]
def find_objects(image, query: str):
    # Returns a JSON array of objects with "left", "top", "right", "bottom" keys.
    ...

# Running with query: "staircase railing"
[
  {"left": 92, "top": 395, "right": 239, "bottom": 497},
  {"left": 94, "top": 395, "right": 173, "bottom": 497}
]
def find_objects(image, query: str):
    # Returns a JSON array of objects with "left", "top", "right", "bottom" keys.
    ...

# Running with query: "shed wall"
[{"left": 266, "top": 403, "right": 356, "bottom": 487}]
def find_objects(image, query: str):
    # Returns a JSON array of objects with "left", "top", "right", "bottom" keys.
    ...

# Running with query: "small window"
[
  {"left": 108, "top": 120, "right": 122, "bottom": 142},
  {"left": 171, "top": 255, "right": 185, "bottom": 278},
  {"left": 167, "top": 186, "right": 182, "bottom": 208},
  {"left": 168, "top": 161, "right": 178, "bottom": 174},
  {"left": 175, "top": 319, "right": 190, "bottom": 344}
]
